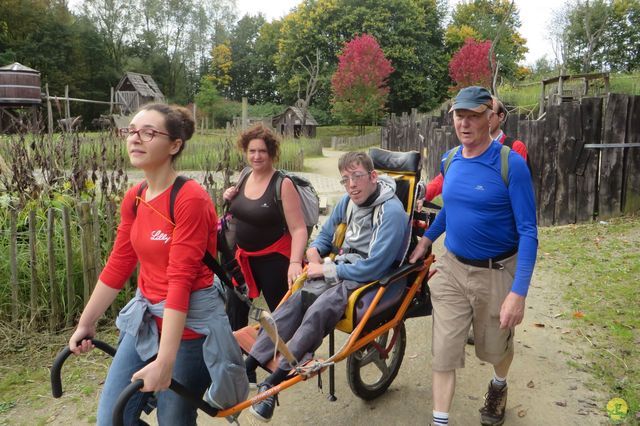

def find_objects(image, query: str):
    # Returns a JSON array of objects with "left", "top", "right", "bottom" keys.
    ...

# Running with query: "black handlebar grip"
[
  {"left": 50, "top": 338, "right": 117, "bottom": 398},
  {"left": 112, "top": 379, "right": 145, "bottom": 426}
]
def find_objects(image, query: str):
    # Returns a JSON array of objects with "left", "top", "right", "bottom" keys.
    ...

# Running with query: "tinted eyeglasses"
[
  {"left": 119, "top": 128, "right": 171, "bottom": 142},
  {"left": 339, "top": 171, "right": 371, "bottom": 186}
]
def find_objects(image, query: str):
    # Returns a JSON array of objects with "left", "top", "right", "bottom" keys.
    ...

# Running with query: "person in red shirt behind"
[
  {"left": 424, "top": 96, "right": 529, "bottom": 202},
  {"left": 68, "top": 104, "right": 248, "bottom": 425}
]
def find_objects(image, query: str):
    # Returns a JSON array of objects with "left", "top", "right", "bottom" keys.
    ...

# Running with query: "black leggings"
[{"left": 226, "top": 252, "right": 289, "bottom": 331}]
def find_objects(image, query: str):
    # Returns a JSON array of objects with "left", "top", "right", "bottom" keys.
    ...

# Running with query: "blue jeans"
[{"left": 96, "top": 332, "right": 210, "bottom": 426}]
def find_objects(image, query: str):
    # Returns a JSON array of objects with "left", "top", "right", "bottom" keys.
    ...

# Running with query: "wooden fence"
[
  {"left": 331, "top": 131, "right": 381, "bottom": 150},
  {"left": 382, "top": 94, "right": 640, "bottom": 225}
]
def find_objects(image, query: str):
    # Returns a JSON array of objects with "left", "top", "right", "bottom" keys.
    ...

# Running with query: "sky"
[{"left": 236, "top": 0, "right": 568, "bottom": 66}]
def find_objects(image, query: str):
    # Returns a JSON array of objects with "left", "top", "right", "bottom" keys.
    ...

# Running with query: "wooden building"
[
  {"left": 0, "top": 62, "right": 41, "bottom": 132},
  {"left": 114, "top": 72, "right": 165, "bottom": 115},
  {"left": 272, "top": 104, "right": 318, "bottom": 138}
]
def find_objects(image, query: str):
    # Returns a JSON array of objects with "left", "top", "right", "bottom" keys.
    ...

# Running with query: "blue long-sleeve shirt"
[{"left": 424, "top": 141, "right": 538, "bottom": 296}]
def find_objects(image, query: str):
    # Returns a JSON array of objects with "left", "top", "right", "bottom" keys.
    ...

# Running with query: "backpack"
[
  {"left": 236, "top": 168, "right": 320, "bottom": 237},
  {"left": 503, "top": 136, "right": 532, "bottom": 174},
  {"left": 443, "top": 144, "right": 511, "bottom": 186},
  {"left": 133, "top": 176, "right": 241, "bottom": 291}
]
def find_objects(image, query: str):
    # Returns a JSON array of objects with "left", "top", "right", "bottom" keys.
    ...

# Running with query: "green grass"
[{"left": 536, "top": 216, "right": 640, "bottom": 423}]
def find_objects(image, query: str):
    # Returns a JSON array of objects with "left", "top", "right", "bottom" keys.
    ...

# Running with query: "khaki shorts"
[{"left": 429, "top": 250, "right": 517, "bottom": 371}]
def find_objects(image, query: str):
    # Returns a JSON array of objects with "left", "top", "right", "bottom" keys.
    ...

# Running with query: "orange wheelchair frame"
[{"left": 50, "top": 148, "right": 437, "bottom": 425}]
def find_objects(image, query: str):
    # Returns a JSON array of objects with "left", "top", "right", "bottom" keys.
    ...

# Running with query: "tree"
[
  {"left": 449, "top": 38, "right": 495, "bottom": 89},
  {"left": 555, "top": 0, "right": 640, "bottom": 73},
  {"left": 446, "top": 0, "right": 527, "bottom": 81},
  {"left": 210, "top": 42, "right": 233, "bottom": 96},
  {"left": 274, "top": 0, "right": 449, "bottom": 113},
  {"left": 296, "top": 48, "right": 324, "bottom": 137},
  {"left": 194, "top": 76, "right": 221, "bottom": 128},
  {"left": 331, "top": 34, "right": 394, "bottom": 129},
  {"left": 227, "top": 14, "right": 267, "bottom": 101}
]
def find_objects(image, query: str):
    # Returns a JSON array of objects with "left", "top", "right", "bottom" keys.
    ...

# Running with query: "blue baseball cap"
[{"left": 449, "top": 86, "right": 493, "bottom": 113}]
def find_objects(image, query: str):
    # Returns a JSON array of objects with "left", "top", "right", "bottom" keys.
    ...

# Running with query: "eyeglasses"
[
  {"left": 339, "top": 171, "right": 370, "bottom": 186},
  {"left": 119, "top": 127, "right": 170, "bottom": 142}
]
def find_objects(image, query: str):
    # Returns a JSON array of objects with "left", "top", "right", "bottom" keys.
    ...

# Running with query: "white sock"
[
  {"left": 492, "top": 374, "right": 507, "bottom": 387},
  {"left": 432, "top": 410, "right": 449, "bottom": 425}
]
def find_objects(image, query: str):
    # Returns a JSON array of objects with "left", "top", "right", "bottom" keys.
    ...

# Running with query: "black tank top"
[{"left": 230, "top": 171, "right": 286, "bottom": 251}]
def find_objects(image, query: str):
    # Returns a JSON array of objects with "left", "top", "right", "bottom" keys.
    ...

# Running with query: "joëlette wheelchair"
[{"left": 50, "top": 148, "right": 438, "bottom": 425}]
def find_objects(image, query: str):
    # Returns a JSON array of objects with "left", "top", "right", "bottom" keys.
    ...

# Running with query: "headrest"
[{"left": 369, "top": 148, "right": 421, "bottom": 175}]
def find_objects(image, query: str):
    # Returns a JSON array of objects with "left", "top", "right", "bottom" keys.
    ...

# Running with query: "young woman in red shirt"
[{"left": 68, "top": 104, "right": 248, "bottom": 425}]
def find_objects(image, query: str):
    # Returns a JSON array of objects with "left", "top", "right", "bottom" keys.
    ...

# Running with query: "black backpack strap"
[
  {"left": 169, "top": 175, "right": 191, "bottom": 224},
  {"left": 133, "top": 181, "right": 148, "bottom": 217}
]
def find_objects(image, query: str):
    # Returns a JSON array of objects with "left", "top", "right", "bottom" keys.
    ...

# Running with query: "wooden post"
[
  {"left": 623, "top": 95, "right": 640, "bottom": 214},
  {"left": 192, "top": 103, "right": 197, "bottom": 133},
  {"left": 46, "top": 84, "right": 53, "bottom": 137},
  {"left": 242, "top": 97, "right": 248, "bottom": 130},
  {"left": 110, "top": 87, "right": 114, "bottom": 114},
  {"left": 64, "top": 85, "right": 71, "bottom": 122},
  {"left": 47, "top": 208, "right": 60, "bottom": 330},
  {"left": 9, "top": 209, "right": 19, "bottom": 323},
  {"left": 62, "top": 205, "right": 75, "bottom": 326},
  {"left": 92, "top": 202, "right": 102, "bottom": 277},
  {"left": 599, "top": 94, "right": 629, "bottom": 219},
  {"left": 28, "top": 209, "right": 38, "bottom": 324},
  {"left": 78, "top": 201, "right": 96, "bottom": 304}
]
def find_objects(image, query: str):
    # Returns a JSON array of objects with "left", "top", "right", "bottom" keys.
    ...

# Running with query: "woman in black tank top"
[{"left": 223, "top": 124, "right": 307, "bottom": 331}]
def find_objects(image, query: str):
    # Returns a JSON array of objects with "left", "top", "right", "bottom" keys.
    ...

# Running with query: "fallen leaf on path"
[
  {"left": 576, "top": 409, "right": 589, "bottom": 415},
  {"left": 568, "top": 385, "right": 578, "bottom": 390},
  {"left": 407, "top": 354, "right": 418, "bottom": 359},
  {"left": 572, "top": 311, "right": 585, "bottom": 319},
  {"left": 518, "top": 409, "right": 527, "bottom": 418},
  {"left": 553, "top": 313, "right": 564, "bottom": 318},
  {"left": 523, "top": 344, "right": 531, "bottom": 349},
  {"left": 533, "top": 323, "right": 545, "bottom": 328},
  {"left": 555, "top": 400, "right": 567, "bottom": 407},
  {"left": 527, "top": 380, "right": 535, "bottom": 388},
  {"left": 561, "top": 329, "right": 572, "bottom": 334}
]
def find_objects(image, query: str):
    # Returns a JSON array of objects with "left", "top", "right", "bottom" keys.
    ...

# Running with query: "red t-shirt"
[
  {"left": 425, "top": 133, "right": 529, "bottom": 202},
  {"left": 100, "top": 180, "right": 218, "bottom": 339}
]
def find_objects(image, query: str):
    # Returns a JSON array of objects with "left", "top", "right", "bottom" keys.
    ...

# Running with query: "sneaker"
[
  {"left": 247, "top": 369, "right": 257, "bottom": 390},
  {"left": 249, "top": 382, "right": 278, "bottom": 423},
  {"left": 479, "top": 380, "right": 508, "bottom": 425}
]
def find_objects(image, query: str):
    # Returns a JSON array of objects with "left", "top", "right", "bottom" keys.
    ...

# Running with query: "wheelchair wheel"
[{"left": 346, "top": 322, "right": 406, "bottom": 400}]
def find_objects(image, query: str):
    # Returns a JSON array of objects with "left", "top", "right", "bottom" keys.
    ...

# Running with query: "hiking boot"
[
  {"left": 249, "top": 382, "right": 279, "bottom": 422},
  {"left": 247, "top": 369, "right": 257, "bottom": 390},
  {"left": 479, "top": 381, "right": 508, "bottom": 425}
]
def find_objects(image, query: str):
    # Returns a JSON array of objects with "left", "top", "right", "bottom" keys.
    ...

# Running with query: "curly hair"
[{"left": 237, "top": 123, "right": 280, "bottom": 162}]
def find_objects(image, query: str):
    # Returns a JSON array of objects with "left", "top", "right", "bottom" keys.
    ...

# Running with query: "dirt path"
[{"left": 7, "top": 148, "right": 609, "bottom": 425}]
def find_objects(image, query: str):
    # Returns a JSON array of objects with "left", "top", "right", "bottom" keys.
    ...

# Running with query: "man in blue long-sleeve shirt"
[
  {"left": 247, "top": 151, "right": 408, "bottom": 422},
  {"left": 410, "top": 86, "right": 538, "bottom": 426}
]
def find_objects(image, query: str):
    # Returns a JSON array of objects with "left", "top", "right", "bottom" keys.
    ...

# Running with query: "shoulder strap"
[
  {"left": 500, "top": 145, "right": 510, "bottom": 186},
  {"left": 133, "top": 181, "right": 148, "bottom": 217},
  {"left": 169, "top": 175, "right": 191, "bottom": 224},
  {"left": 443, "top": 146, "right": 461, "bottom": 177}
]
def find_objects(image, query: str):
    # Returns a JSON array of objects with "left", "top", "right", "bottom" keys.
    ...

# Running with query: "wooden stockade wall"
[
  {"left": 331, "top": 131, "right": 381, "bottom": 150},
  {"left": 382, "top": 94, "right": 640, "bottom": 226}
]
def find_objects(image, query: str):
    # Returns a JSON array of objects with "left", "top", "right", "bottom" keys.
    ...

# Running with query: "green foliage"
[
  {"left": 537, "top": 217, "right": 640, "bottom": 420},
  {"left": 447, "top": 0, "right": 528, "bottom": 80},
  {"left": 559, "top": 0, "right": 640, "bottom": 73},
  {"left": 275, "top": 0, "right": 449, "bottom": 113},
  {"left": 194, "top": 76, "right": 221, "bottom": 119}
]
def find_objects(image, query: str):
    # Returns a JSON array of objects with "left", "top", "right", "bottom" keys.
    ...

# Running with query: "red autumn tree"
[
  {"left": 331, "top": 34, "right": 394, "bottom": 130},
  {"left": 449, "top": 38, "right": 495, "bottom": 89}
]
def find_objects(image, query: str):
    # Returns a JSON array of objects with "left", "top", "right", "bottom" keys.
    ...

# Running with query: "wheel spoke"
[
  {"left": 358, "top": 347, "right": 381, "bottom": 367},
  {"left": 372, "top": 356, "right": 391, "bottom": 377}
]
